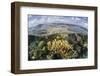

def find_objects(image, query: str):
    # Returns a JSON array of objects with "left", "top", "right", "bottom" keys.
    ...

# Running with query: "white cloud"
[{"left": 28, "top": 15, "right": 88, "bottom": 29}]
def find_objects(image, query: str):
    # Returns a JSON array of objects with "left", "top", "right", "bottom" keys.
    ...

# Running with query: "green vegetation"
[{"left": 28, "top": 33, "right": 88, "bottom": 60}]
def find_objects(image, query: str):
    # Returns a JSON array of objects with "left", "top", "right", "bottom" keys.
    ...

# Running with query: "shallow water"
[{"left": 28, "top": 33, "right": 88, "bottom": 61}]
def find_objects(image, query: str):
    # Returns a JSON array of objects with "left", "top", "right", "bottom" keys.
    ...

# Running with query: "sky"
[{"left": 28, "top": 15, "right": 88, "bottom": 29}]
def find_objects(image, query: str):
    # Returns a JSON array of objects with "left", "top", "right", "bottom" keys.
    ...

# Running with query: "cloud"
[{"left": 28, "top": 15, "right": 88, "bottom": 29}]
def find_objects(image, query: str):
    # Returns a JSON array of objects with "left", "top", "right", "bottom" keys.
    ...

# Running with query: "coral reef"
[{"left": 28, "top": 33, "right": 88, "bottom": 60}]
